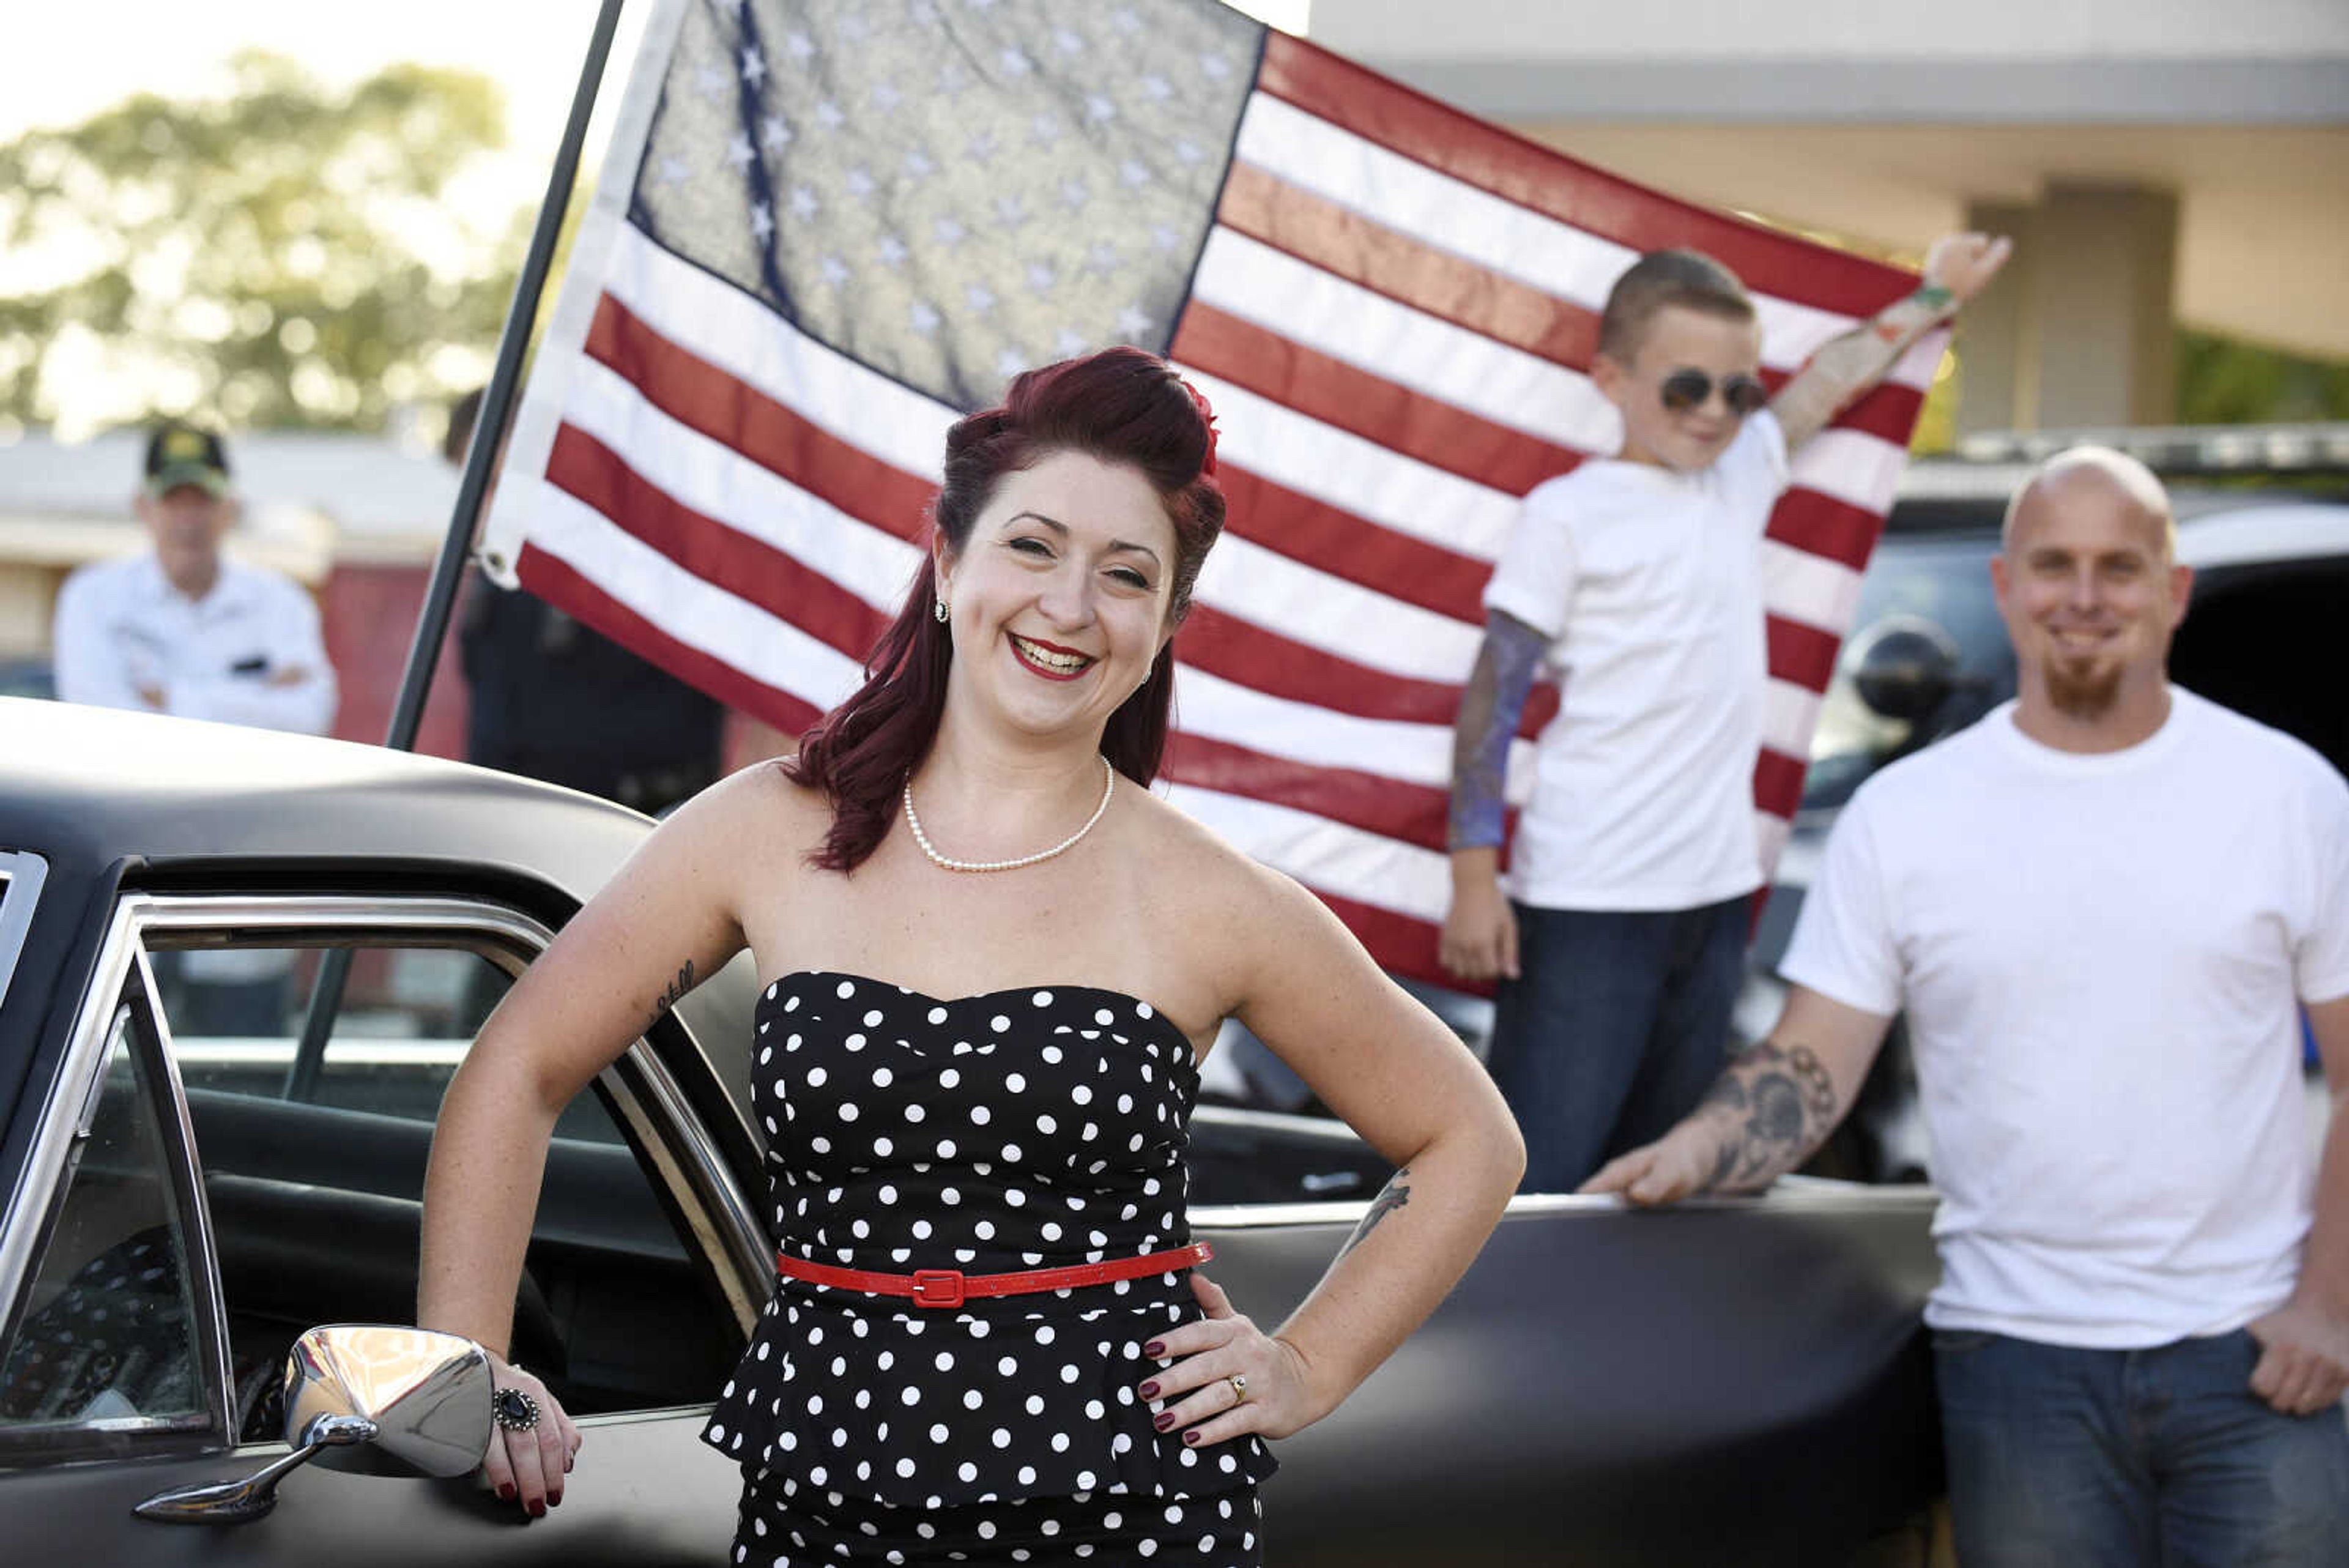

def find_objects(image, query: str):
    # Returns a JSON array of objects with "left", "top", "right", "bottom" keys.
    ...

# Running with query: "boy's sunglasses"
[{"left": 1660, "top": 368, "right": 1769, "bottom": 417}]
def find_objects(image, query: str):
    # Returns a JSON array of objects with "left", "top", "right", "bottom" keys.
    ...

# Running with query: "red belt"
[{"left": 776, "top": 1241, "right": 1213, "bottom": 1310}]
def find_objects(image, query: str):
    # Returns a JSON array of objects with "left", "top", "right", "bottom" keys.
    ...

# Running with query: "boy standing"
[{"left": 1442, "top": 235, "right": 2009, "bottom": 1191}]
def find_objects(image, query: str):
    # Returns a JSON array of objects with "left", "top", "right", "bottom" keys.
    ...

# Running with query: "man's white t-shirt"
[
  {"left": 1482, "top": 412, "right": 1788, "bottom": 912},
  {"left": 1783, "top": 689, "right": 2349, "bottom": 1348}
]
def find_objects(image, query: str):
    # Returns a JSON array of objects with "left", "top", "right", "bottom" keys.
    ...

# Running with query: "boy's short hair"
[{"left": 1597, "top": 250, "right": 1757, "bottom": 365}]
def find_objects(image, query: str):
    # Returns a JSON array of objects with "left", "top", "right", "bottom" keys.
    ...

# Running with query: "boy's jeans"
[
  {"left": 1485, "top": 897, "right": 1746, "bottom": 1192},
  {"left": 1935, "top": 1328, "right": 2349, "bottom": 1566}
]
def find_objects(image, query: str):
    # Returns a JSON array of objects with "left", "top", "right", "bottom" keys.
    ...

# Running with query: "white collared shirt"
[{"left": 52, "top": 551, "right": 338, "bottom": 736}]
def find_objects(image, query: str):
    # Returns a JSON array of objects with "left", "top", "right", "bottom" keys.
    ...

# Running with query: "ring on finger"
[
  {"left": 1226, "top": 1373, "right": 1248, "bottom": 1404},
  {"left": 492, "top": 1386, "right": 542, "bottom": 1432}
]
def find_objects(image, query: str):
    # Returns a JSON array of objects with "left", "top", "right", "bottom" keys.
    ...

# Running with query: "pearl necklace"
[{"left": 903, "top": 756, "right": 1116, "bottom": 873}]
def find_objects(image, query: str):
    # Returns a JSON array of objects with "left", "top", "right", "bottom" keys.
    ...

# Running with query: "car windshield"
[{"left": 1802, "top": 533, "right": 2013, "bottom": 812}]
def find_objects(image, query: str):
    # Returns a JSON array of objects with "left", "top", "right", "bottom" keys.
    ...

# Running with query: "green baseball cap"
[{"left": 143, "top": 420, "right": 232, "bottom": 499}]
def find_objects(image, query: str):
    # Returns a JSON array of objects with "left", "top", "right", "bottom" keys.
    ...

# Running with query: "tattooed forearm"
[
  {"left": 1448, "top": 612, "right": 1547, "bottom": 851},
  {"left": 646, "top": 959, "right": 696, "bottom": 1030},
  {"left": 1697, "top": 1041, "right": 1842, "bottom": 1192},
  {"left": 1770, "top": 285, "right": 1952, "bottom": 451},
  {"left": 1337, "top": 1167, "right": 1412, "bottom": 1259}
]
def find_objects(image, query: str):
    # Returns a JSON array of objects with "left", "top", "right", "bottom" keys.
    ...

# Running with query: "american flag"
[{"left": 483, "top": 0, "right": 1942, "bottom": 988}]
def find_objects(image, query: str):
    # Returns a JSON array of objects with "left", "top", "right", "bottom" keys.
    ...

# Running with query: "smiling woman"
[{"left": 417, "top": 344, "right": 1523, "bottom": 1566}]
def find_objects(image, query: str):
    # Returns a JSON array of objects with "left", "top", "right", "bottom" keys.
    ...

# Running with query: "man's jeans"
[
  {"left": 1485, "top": 897, "right": 1746, "bottom": 1192},
  {"left": 1935, "top": 1328, "right": 2349, "bottom": 1567}
]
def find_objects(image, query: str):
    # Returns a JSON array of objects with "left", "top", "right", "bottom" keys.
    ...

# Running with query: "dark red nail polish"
[
  {"left": 1183, "top": 1429, "right": 1201, "bottom": 1445},
  {"left": 1154, "top": 1411, "right": 1176, "bottom": 1431},
  {"left": 1139, "top": 1380, "right": 1160, "bottom": 1398},
  {"left": 528, "top": 1502, "right": 545, "bottom": 1518},
  {"left": 497, "top": 1484, "right": 515, "bottom": 1501},
  {"left": 1143, "top": 1340, "right": 1165, "bottom": 1357},
  {"left": 548, "top": 1494, "right": 562, "bottom": 1509}
]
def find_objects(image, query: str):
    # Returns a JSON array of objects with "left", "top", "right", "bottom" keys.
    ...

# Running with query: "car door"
[{"left": 0, "top": 885, "right": 770, "bottom": 1564}]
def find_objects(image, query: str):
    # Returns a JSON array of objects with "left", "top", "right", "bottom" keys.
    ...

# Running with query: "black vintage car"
[{"left": 0, "top": 698, "right": 1941, "bottom": 1564}]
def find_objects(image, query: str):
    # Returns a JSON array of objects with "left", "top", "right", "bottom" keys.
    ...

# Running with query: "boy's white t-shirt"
[
  {"left": 1782, "top": 689, "right": 2349, "bottom": 1348},
  {"left": 1482, "top": 412, "right": 1788, "bottom": 912}
]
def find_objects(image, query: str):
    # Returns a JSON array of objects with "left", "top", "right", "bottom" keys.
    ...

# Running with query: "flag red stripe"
[
  {"left": 1825, "top": 381, "right": 1927, "bottom": 448},
  {"left": 544, "top": 422, "right": 893, "bottom": 662},
  {"left": 1312, "top": 886, "right": 1458, "bottom": 993},
  {"left": 1255, "top": 34, "right": 1917, "bottom": 319},
  {"left": 1216, "top": 163, "right": 1602, "bottom": 372},
  {"left": 1173, "top": 301, "right": 1582, "bottom": 495},
  {"left": 1217, "top": 466, "right": 1493, "bottom": 625},
  {"left": 1767, "top": 614, "right": 1844, "bottom": 694},
  {"left": 1766, "top": 489, "right": 1889, "bottom": 574},
  {"left": 1165, "top": 732, "right": 1450, "bottom": 850},
  {"left": 516, "top": 543, "right": 823, "bottom": 740},
  {"left": 1752, "top": 746, "right": 1811, "bottom": 820},
  {"left": 585, "top": 292, "right": 937, "bottom": 545}
]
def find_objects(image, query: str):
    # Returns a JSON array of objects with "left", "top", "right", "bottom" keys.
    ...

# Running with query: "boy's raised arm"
[{"left": 1770, "top": 231, "right": 2013, "bottom": 452}]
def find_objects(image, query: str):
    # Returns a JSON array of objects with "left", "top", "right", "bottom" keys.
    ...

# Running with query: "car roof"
[{"left": 0, "top": 696, "right": 655, "bottom": 899}]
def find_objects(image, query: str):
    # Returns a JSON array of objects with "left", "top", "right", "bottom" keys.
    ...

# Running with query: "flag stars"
[
  {"left": 789, "top": 184, "right": 820, "bottom": 220},
  {"left": 995, "top": 346, "right": 1030, "bottom": 381},
  {"left": 938, "top": 61, "right": 973, "bottom": 97},
  {"left": 838, "top": 12, "right": 872, "bottom": 43},
  {"left": 1200, "top": 51, "right": 1234, "bottom": 81},
  {"left": 965, "top": 130, "right": 998, "bottom": 165},
  {"left": 1119, "top": 159, "right": 1151, "bottom": 190},
  {"left": 933, "top": 215, "right": 968, "bottom": 248},
  {"left": 817, "top": 100, "right": 847, "bottom": 131},
  {"left": 1110, "top": 8, "right": 1141, "bottom": 34},
  {"left": 870, "top": 79, "right": 902, "bottom": 114},
  {"left": 903, "top": 148, "right": 937, "bottom": 182},
  {"left": 1025, "top": 260, "right": 1058, "bottom": 295},
  {"left": 1085, "top": 240, "right": 1121, "bottom": 276},
  {"left": 1150, "top": 224, "right": 1181, "bottom": 255},
  {"left": 818, "top": 254, "right": 850, "bottom": 289},
  {"left": 759, "top": 114, "right": 793, "bottom": 151},
  {"left": 694, "top": 61, "right": 729, "bottom": 100},
  {"left": 1140, "top": 75, "right": 1173, "bottom": 102},
  {"left": 910, "top": 300, "right": 943, "bottom": 336},
  {"left": 1059, "top": 177, "right": 1090, "bottom": 212},
  {"left": 1054, "top": 326, "right": 1088, "bottom": 357},
  {"left": 845, "top": 167, "right": 878, "bottom": 199},
  {"left": 658, "top": 154, "right": 692, "bottom": 187},
  {"left": 1053, "top": 28, "right": 1086, "bottom": 55},
  {"left": 876, "top": 232, "right": 910, "bottom": 268},
  {"left": 785, "top": 30, "right": 817, "bottom": 62},
  {"left": 998, "top": 45, "right": 1032, "bottom": 77},
  {"left": 965, "top": 283, "right": 997, "bottom": 316},
  {"left": 1115, "top": 304, "right": 1152, "bottom": 340},
  {"left": 1030, "top": 113, "right": 1063, "bottom": 149},
  {"left": 725, "top": 132, "right": 755, "bottom": 170},
  {"left": 750, "top": 201, "right": 775, "bottom": 245},
  {"left": 1174, "top": 139, "right": 1205, "bottom": 166},
  {"left": 1085, "top": 94, "right": 1116, "bottom": 125},
  {"left": 740, "top": 46, "right": 767, "bottom": 87},
  {"left": 993, "top": 195, "right": 1029, "bottom": 229},
  {"left": 909, "top": 1, "right": 941, "bottom": 25}
]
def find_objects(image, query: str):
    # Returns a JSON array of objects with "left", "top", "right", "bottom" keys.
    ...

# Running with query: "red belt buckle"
[{"left": 910, "top": 1269, "right": 965, "bottom": 1309}]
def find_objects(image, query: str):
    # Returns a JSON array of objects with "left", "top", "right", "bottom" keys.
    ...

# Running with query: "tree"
[{"left": 0, "top": 51, "right": 529, "bottom": 436}]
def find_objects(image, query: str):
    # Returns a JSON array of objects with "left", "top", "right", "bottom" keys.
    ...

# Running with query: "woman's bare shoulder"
[
  {"left": 655, "top": 756, "right": 831, "bottom": 875},
  {"left": 1120, "top": 783, "right": 1315, "bottom": 931}
]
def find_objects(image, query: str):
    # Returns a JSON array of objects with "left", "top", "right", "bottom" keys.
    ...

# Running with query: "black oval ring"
[{"left": 492, "top": 1386, "right": 541, "bottom": 1432}]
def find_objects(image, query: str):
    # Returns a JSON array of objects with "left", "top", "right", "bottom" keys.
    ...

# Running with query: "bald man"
[{"left": 1586, "top": 450, "right": 2349, "bottom": 1562}]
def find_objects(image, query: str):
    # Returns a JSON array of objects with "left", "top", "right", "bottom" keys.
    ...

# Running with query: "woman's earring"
[{"left": 933, "top": 597, "right": 949, "bottom": 623}]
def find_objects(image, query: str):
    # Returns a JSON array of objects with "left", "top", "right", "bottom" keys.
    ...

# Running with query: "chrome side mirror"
[
  {"left": 135, "top": 1325, "right": 490, "bottom": 1525},
  {"left": 1849, "top": 616, "right": 1962, "bottom": 724}
]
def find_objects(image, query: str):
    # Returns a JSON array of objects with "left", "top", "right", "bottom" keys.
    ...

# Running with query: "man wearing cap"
[{"left": 52, "top": 420, "right": 337, "bottom": 734}]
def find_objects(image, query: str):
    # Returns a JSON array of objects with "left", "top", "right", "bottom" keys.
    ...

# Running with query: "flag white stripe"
[
  {"left": 1761, "top": 540, "right": 1865, "bottom": 634},
  {"left": 1162, "top": 783, "right": 1450, "bottom": 923},
  {"left": 1192, "top": 226, "right": 1621, "bottom": 455},
  {"left": 1762, "top": 678, "right": 1824, "bottom": 756},
  {"left": 1171, "top": 368, "right": 1521, "bottom": 560},
  {"left": 565, "top": 356, "right": 924, "bottom": 611},
  {"left": 604, "top": 221, "right": 956, "bottom": 482},
  {"left": 1789, "top": 428, "right": 1913, "bottom": 517},
  {"left": 1179, "top": 664, "right": 1537, "bottom": 798},
  {"left": 1195, "top": 538, "right": 1482, "bottom": 682},
  {"left": 1235, "top": 92, "right": 1860, "bottom": 374},
  {"left": 531, "top": 487, "right": 865, "bottom": 710}
]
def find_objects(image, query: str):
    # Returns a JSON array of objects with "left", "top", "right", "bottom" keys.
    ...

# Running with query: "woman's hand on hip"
[
  {"left": 479, "top": 1354, "right": 582, "bottom": 1517},
  {"left": 1138, "top": 1273, "right": 1328, "bottom": 1448}
]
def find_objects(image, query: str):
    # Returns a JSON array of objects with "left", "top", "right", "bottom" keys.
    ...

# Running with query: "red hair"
[{"left": 784, "top": 347, "right": 1225, "bottom": 872}]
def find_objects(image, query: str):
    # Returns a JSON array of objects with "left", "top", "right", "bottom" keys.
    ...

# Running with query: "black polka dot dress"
[{"left": 703, "top": 973, "right": 1275, "bottom": 1566}]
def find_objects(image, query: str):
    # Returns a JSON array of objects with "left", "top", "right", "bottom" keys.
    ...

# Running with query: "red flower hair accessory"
[{"left": 1178, "top": 376, "right": 1220, "bottom": 477}]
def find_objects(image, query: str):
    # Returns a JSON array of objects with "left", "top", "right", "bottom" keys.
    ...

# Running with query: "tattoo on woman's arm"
[
  {"left": 1698, "top": 1042, "right": 1839, "bottom": 1191},
  {"left": 646, "top": 959, "right": 696, "bottom": 1030},
  {"left": 1338, "top": 1168, "right": 1411, "bottom": 1259}
]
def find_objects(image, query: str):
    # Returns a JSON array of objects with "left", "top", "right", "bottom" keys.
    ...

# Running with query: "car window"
[
  {"left": 1803, "top": 535, "right": 2015, "bottom": 811},
  {"left": 0, "top": 984, "right": 209, "bottom": 1445},
  {"left": 0, "top": 851, "right": 47, "bottom": 1014},
  {"left": 132, "top": 905, "right": 748, "bottom": 1446}
]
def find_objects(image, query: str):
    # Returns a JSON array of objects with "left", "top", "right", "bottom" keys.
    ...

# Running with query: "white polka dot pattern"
[{"left": 705, "top": 972, "right": 1276, "bottom": 1511}]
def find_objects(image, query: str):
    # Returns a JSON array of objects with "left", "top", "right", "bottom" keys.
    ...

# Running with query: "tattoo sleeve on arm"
[
  {"left": 1447, "top": 612, "right": 1548, "bottom": 851},
  {"left": 646, "top": 959, "right": 696, "bottom": 1031},
  {"left": 1769, "top": 286, "right": 1953, "bottom": 452},
  {"left": 1698, "top": 1041, "right": 1842, "bottom": 1192},
  {"left": 1336, "top": 1167, "right": 1411, "bottom": 1260}
]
